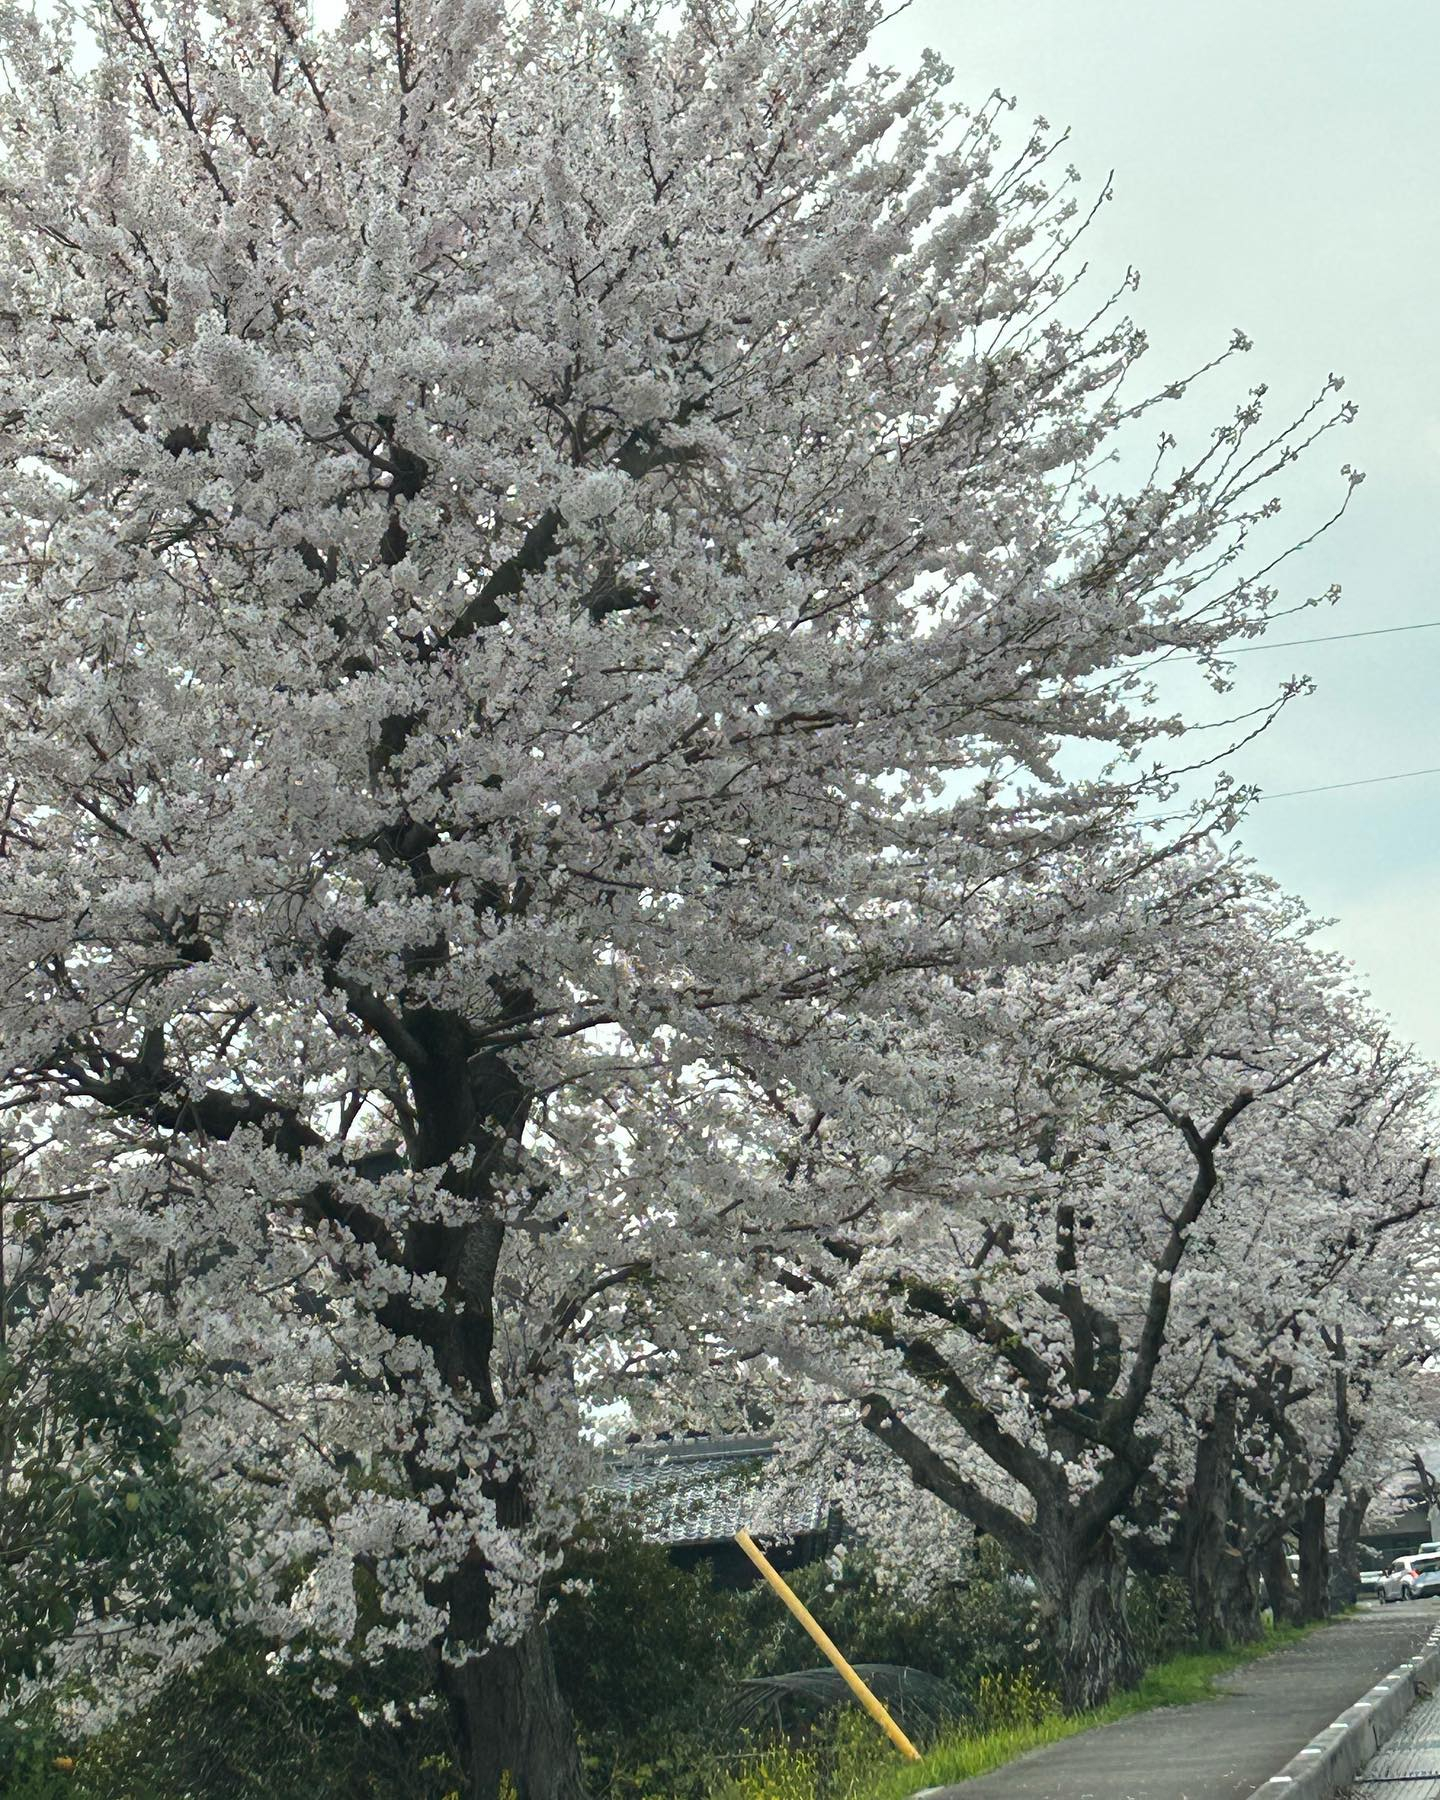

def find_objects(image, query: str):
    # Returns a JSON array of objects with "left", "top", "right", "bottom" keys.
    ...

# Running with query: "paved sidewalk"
[{"left": 919, "top": 1602, "right": 1439, "bottom": 1800}]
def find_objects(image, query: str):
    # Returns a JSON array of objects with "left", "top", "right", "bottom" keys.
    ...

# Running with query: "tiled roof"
[{"left": 598, "top": 1435, "right": 833, "bottom": 1548}]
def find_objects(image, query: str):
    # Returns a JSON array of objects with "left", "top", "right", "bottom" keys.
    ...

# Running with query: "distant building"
[
  {"left": 1363, "top": 1504, "right": 1432, "bottom": 1561},
  {"left": 1363, "top": 1433, "right": 1440, "bottom": 1561},
  {"left": 598, "top": 1434, "right": 839, "bottom": 1585}
]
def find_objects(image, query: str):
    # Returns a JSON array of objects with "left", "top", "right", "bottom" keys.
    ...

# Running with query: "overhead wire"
[
  {"left": 1220, "top": 617, "right": 1440, "bottom": 656},
  {"left": 1262, "top": 765, "right": 1440, "bottom": 802},
  {"left": 1158, "top": 616, "right": 1440, "bottom": 801}
]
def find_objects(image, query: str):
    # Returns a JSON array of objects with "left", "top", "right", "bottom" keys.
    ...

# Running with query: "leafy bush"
[
  {"left": 546, "top": 1526, "right": 1055, "bottom": 1796},
  {"left": 759, "top": 1539, "right": 1052, "bottom": 1712},
  {"left": 0, "top": 1713, "right": 76, "bottom": 1800},
  {"left": 704, "top": 1712, "right": 889, "bottom": 1800},
  {"left": 0, "top": 1320, "right": 228, "bottom": 1704},
  {"left": 0, "top": 1641, "right": 456, "bottom": 1800},
  {"left": 0, "top": 1298, "right": 235, "bottom": 1799},
  {"left": 73, "top": 1641, "right": 456, "bottom": 1800},
  {"left": 1125, "top": 1574, "right": 1196, "bottom": 1667},
  {"left": 970, "top": 1668, "right": 1057, "bottom": 1734},
  {"left": 548, "top": 1528, "right": 766, "bottom": 1798}
]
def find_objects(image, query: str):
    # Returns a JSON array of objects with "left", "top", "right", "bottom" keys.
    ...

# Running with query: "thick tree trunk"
[
  {"left": 1334, "top": 1486, "right": 1370, "bottom": 1607},
  {"left": 1037, "top": 1527, "right": 1141, "bottom": 1712},
  {"left": 427, "top": 1426, "right": 588, "bottom": 1800},
  {"left": 1183, "top": 1515, "right": 1233, "bottom": 1649},
  {"left": 1216, "top": 1546, "right": 1263, "bottom": 1644},
  {"left": 1190, "top": 1540, "right": 1262, "bottom": 1647},
  {"left": 1297, "top": 1493, "right": 1330, "bottom": 1622},
  {"left": 440, "top": 1606, "right": 587, "bottom": 1800},
  {"left": 1179, "top": 1392, "right": 1246, "bottom": 1650},
  {"left": 394, "top": 1013, "right": 590, "bottom": 1800},
  {"left": 1184, "top": 1537, "right": 1223, "bottom": 1650},
  {"left": 1262, "top": 1534, "right": 1302, "bottom": 1627}
]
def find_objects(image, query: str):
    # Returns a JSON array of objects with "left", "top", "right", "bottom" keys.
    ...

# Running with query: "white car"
[{"left": 1377, "top": 1552, "right": 1440, "bottom": 1602}]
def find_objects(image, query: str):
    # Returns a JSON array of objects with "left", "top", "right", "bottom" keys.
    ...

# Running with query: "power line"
[
  {"left": 1137, "top": 760, "right": 1440, "bottom": 821},
  {"left": 1263, "top": 764, "right": 1440, "bottom": 801},
  {"left": 1163, "top": 620, "right": 1440, "bottom": 803},
  {"left": 1224, "top": 618, "right": 1440, "bottom": 656},
  {"left": 1110, "top": 616, "right": 1440, "bottom": 680}
]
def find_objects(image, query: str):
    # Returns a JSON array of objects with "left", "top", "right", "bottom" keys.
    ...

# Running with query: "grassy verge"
[
  {"left": 709, "top": 1617, "right": 1330, "bottom": 1800},
  {"left": 860, "top": 1620, "right": 1323, "bottom": 1800}
]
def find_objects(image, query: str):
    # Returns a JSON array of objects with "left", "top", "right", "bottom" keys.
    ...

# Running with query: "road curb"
[{"left": 1244, "top": 1619, "right": 1440, "bottom": 1800}]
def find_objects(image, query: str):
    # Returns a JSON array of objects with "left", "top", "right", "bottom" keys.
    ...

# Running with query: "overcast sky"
[{"left": 874, "top": 0, "right": 1440, "bottom": 1058}]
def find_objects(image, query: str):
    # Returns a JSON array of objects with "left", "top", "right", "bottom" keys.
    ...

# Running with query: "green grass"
[
  {"left": 858, "top": 1620, "right": 1326, "bottom": 1800},
  {"left": 707, "top": 1617, "right": 1337, "bottom": 1799}
]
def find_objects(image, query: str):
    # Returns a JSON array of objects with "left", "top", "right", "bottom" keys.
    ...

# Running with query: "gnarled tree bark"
[
  {"left": 1297, "top": 1492, "right": 1331, "bottom": 1622},
  {"left": 1261, "top": 1535, "right": 1302, "bottom": 1628}
]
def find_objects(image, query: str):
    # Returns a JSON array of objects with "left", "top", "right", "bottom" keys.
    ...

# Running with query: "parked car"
[
  {"left": 1358, "top": 1568, "right": 1385, "bottom": 1594},
  {"left": 1412, "top": 1565, "right": 1440, "bottom": 1601},
  {"left": 1377, "top": 1553, "right": 1440, "bottom": 1602}
]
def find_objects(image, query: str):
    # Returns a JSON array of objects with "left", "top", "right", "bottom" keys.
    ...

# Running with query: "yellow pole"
[{"left": 733, "top": 1528, "right": 922, "bottom": 1761}]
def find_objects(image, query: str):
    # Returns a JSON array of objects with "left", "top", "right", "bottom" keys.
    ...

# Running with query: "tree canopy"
[{"left": 0, "top": 1, "right": 1413, "bottom": 1793}]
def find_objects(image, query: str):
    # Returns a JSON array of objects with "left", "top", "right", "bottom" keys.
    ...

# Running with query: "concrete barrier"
[{"left": 1245, "top": 1621, "right": 1440, "bottom": 1800}]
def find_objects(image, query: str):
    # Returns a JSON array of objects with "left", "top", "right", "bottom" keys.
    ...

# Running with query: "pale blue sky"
[{"left": 881, "top": 0, "right": 1440, "bottom": 1057}]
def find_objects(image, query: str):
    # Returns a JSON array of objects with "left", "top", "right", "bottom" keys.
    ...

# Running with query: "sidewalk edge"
[{"left": 1243, "top": 1619, "right": 1440, "bottom": 1800}]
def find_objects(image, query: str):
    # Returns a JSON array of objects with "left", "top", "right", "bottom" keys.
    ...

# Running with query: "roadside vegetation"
[
  {"left": 5, "top": 1535, "right": 1325, "bottom": 1800},
  {"left": 709, "top": 1625, "right": 1319, "bottom": 1800}
]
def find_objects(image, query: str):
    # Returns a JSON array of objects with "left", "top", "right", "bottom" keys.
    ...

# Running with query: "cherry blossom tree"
[
  {"left": 1129, "top": 1030, "right": 1435, "bottom": 1644},
  {"left": 0, "top": 0, "right": 1362, "bottom": 1788},
  {"left": 701, "top": 854, "right": 1435, "bottom": 1708},
  {"left": 1139, "top": 1330, "right": 1420, "bottom": 1643}
]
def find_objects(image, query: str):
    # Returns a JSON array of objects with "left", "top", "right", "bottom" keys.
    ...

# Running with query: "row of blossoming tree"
[
  {"left": 0, "top": 0, "right": 1432, "bottom": 1794},
  {"left": 646, "top": 840, "right": 1437, "bottom": 1711}
]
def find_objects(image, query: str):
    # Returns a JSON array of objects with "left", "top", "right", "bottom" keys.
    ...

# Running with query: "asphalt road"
[{"left": 920, "top": 1602, "right": 1440, "bottom": 1800}]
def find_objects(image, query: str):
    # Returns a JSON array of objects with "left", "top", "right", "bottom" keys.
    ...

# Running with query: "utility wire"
[
  {"left": 1141, "top": 760, "right": 1440, "bottom": 822},
  {"left": 1262, "top": 764, "right": 1440, "bottom": 801},
  {"left": 1153, "top": 618, "right": 1440, "bottom": 803},
  {"left": 1205, "top": 618, "right": 1440, "bottom": 657}
]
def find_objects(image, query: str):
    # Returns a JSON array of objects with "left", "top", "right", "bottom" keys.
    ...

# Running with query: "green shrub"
[
  {"left": 14, "top": 1641, "right": 454, "bottom": 1800},
  {"left": 545, "top": 1525, "right": 1055, "bottom": 1796},
  {"left": 0, "top": 1711, "right": 77, "bottom": 1800},
  {"left": 970, "top": 1668, "right": 1057, "bottom": 1734},
  {"left": 757, "top": 1539, "right": 1051, "bottom": 1713},
  {"left": 0, "top": 1311, "right": 236, "bottom": 1800},
  {"left": 1125, "top": 1574, "right": 1196, "bottom": 1667},
  {"left": 0, "top": 1323, "right": 228, "bottom": 1706},
  {"left": 548, "top": 1528, "right": 767, "bottom": 1798},
  {"left": 704, "top": 1712, "right": 890, "bottom": 1800}
]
